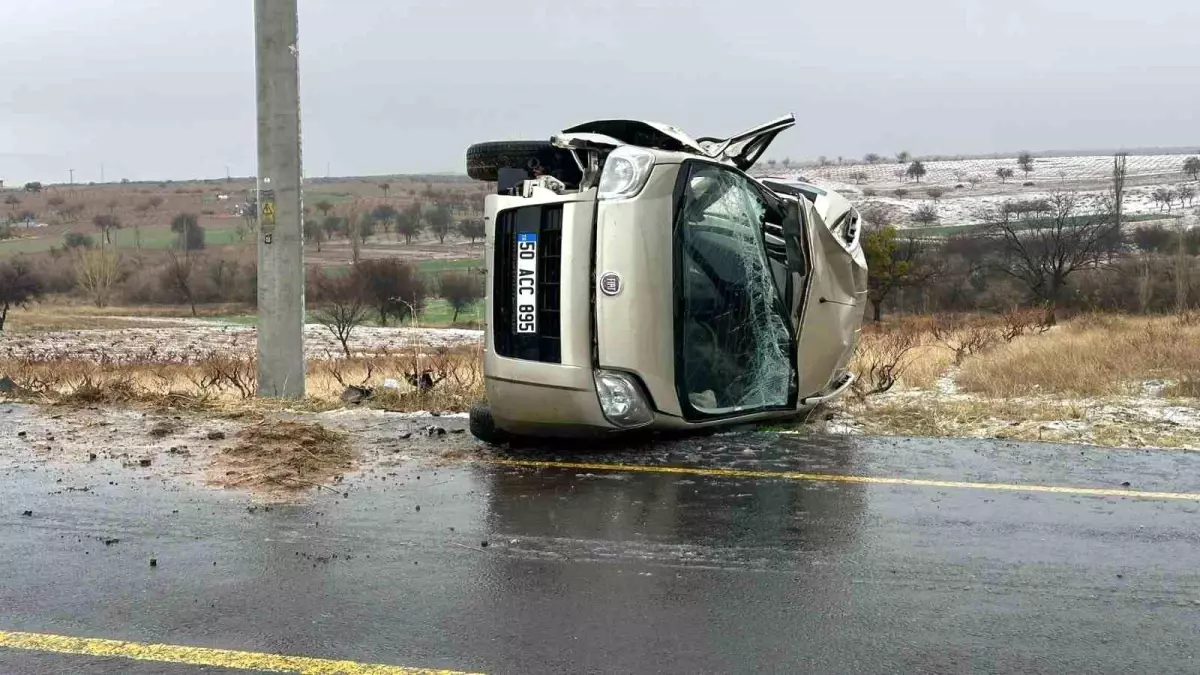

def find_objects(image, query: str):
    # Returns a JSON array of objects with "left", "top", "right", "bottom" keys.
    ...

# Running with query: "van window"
[{"left": 675, "top": 163, "right": 793, "bottom": 417}]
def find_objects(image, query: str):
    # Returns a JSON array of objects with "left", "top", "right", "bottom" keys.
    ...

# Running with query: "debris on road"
[
  {"left": 149, "top": 422, "right": 176, "bottom": 438},
  {"left": 210, "top": 420, "right": 354, "bottom": 495},
  {"left": 340, "top": 386, "right": 374, "bottom": 405}
]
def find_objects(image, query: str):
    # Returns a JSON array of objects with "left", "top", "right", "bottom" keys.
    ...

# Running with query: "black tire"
[
  {"left": 465, "top": 141, "right": 581, "bottom": 186},
  {"left": 469, "top": 402, "right": 510, "bottom": 445}
]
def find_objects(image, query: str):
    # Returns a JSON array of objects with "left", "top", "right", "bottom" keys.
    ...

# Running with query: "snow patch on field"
[
  {"left": 759, "top": 152, "right": 1199, "bottom": 228},
  {"left": 0, "top": 322, "right": 482, "bottom": 363},
  {"left": 828, "top": 376, "right": 1200, "bottom": 451}
]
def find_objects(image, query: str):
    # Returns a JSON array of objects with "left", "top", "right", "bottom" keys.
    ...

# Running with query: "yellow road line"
[
  {"left": 0, "top": 630, "right": 481, "bottom": 675},
  {"left": 486, "top": 458, "right": 1200, "bottom": 502}
]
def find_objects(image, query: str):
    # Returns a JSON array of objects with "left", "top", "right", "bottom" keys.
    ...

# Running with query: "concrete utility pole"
[
  {"left": 254, "top": 0, "right": 306, "bottom": 398},
  {"left": 68, "top": 168, "right": 74, "bottom": 185}
]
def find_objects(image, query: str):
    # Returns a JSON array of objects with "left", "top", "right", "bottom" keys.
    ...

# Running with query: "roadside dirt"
[
  {"left": 824, "top": 382, "right": 1200, "bottom": 451},
  {"left": 0, "top": 403, "right": 474, "bottom": 502},
  {"left": 210, "top": 420, "right": 354, "bottom": 493}
]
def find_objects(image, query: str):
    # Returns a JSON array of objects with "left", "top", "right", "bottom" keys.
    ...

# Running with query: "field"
[
  {"left": 1, "top": 175, "right": 488, "bottom": 267},
  {"left": 2, "top": 305, "right": 1198, "bottom": 451},
  {"left": 755, "top": 152, "right": 1200, "bottom": 230}
]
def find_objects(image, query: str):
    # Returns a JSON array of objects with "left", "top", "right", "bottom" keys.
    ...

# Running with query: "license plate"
[{"left": 515, "top": 232, "right": 538, "bottom": 334}]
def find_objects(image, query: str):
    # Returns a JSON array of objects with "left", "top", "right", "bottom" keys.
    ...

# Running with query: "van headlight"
[
  {"left": 597, "top": 146, "right": 655, "bottom": 200},
  {"left": 594, "top": 370, "right": 653, "bottom": 428}
]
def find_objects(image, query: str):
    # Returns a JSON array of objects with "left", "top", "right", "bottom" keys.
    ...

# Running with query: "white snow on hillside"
[{"left": 755, "top": 154, "right": 1199, "bottom": 229}]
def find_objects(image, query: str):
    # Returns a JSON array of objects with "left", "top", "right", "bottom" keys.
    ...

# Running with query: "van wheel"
[
  {"left": 465, "top": 141, "right": 582, "bottom": 186},
  {"left": 469, "top": 403, "right": 510, "bottom": 445}
]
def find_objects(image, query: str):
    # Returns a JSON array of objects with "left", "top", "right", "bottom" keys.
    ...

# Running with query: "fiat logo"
[{"left": 599, "top": 272, "right": 622, "bottom": 297}]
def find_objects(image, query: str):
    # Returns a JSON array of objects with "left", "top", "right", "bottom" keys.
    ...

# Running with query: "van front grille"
[{"left": 493, "top": 204, "right": 563, "bottom": 363}]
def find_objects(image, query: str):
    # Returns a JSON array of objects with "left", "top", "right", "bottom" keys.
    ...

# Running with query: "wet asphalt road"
[{"left": 3, "top": 415, "right": 1200, "bottom": 674}]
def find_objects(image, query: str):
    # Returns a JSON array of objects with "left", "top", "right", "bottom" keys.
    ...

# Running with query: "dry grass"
[
  {"left": 895, "top": 344, "right": 955, "bottom": 389},
  {"left": 0, "top": 343, "right": 485, "bottom": 413},
  {"left": 4, "top": 303, "right": 250, "bottom": 332},
  {"left": 853, "top": 311, "right": 1198, "bottom": 400},
  {"left": 852, "top": 398, "right": 1090, "bottom": 438},
  {"left": 851, "top": 317, "right": 955, "bottom": 391},
  {"left": 1164, "top": 379, "right": 1200, "bottom": 397},
  {"left": 846, "top": 396, "right": 1198, "bottom": 449},
  {"left": 209, "top": 420, "right": 353, "bottom": 492},
  {"left": 957, "top": 315, "right": 1200, "bottom": 397}
]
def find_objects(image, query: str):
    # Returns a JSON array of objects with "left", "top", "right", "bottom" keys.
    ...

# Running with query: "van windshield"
[{"left": 675, "top": 163, "right": 794, "bottom": 417}]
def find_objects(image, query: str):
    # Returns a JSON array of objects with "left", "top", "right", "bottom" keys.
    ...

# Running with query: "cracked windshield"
[
  {"left": 1, "top": 1, "right": 1198, "bottom": 674},
  {"left": 678, "top": 164, "right": 792, "bottom": 415}
]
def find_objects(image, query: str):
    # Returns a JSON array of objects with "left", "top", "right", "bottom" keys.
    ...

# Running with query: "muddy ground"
[{"left": 0, "top": 403, "right": 476, "bottom": 503}]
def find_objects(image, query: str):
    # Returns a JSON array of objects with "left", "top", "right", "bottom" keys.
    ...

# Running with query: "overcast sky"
[{"left": 1, "top": 0, "right": 1197, "bottom": 184}]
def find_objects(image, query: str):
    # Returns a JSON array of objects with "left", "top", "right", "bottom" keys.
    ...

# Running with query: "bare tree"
[
  {"left": 0, "top": 257, "right": 44, "bottom": 332},
  {"left": 996, "top": 167, "right": 1015, "bottom": 183},
  {"left": 1177, "top": 185, "right": 1196, "bottom": 208},
  {"left": 47, "top": 195, "right": 66, "bottom": 216},
  {"left": 931, "top": 314, "right": 1003, "bottom": 365},
  {"left": 171, "top": 212, "right": 204, "bottom": 250},
  {"left": 1017, "top": 152, "right": 1035, "bottom": 178},
  {"left": 395, "top": 204, "right": 423, "bottom": 245},
  {"left": 967, "top": 174, "right": 983, "bottom": 188},
  {"left": 850, "top": 171, "right": 869, "bottom": 184},
  {"left": 988, "top": 191, "right": 1123, "bottom": 306},
  {"left": 166, "top": 213, "right": 203, "bottom": 315},
  {"left": 370, "top": 204, "right": 398, "bottom": 241},
  {"left": 321, "top": 215, "right": 343, "bottom": 241},
  {"left": 427, "top": 204, "right": 453, "bottom": 243},
  {"left": 303, "top": 218, "right": 325, "bottom": 252},
  {"left": 165, "top": 248, "right": 198, "bottom": 317},
  {"left": 354, "top": 258, "right": 427, "bottom": 326},
  {"left": 346, "top": 209, "right": 362, "bottom": 264},
  {"left": 438, "top": 272, "right": 484, "bottom": 323},
  {"left": 1111, "top": 153, "right": 1127, "bottom": 233},
  {"left": 313, "top": 273, "right": 369, "bottom": 358},
  {"left": 75, "top": 247, "right": 121, "bottom": 308},
  {"left": 906, "top": 160, "right": 927, "bottom": 183},
  {"left": 92, "top": 214, "right": 121, "bottom": 245},
  {"left": 851, "top": 323, "right": 922, "bottom": 398},
  {"left": 925, "top": 187, "right": 946, "bottom": 201},
  {"left": 1182, "top": 156, "right": 1200, "bottom": 181},
  {"left": 1176, "top": 219, "right": 1190, "bottom": 314},
  {"left": 911, "top": 203, "right": 939, "bottom": 226},
  {"left": 456, "top": 218, "right": 485, "bottom": 244}
]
